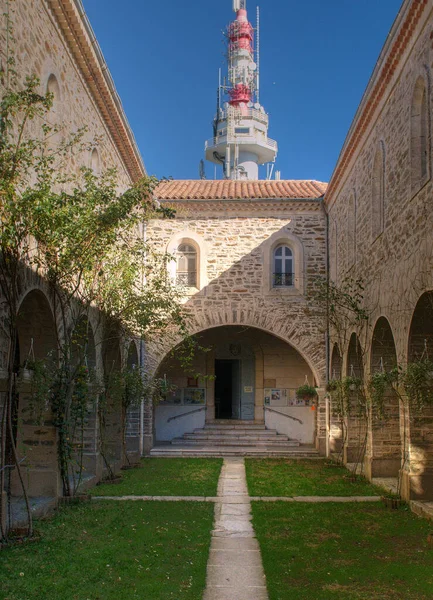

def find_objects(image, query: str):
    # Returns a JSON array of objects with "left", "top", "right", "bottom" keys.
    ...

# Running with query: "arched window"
[
  {"left": 347, "top": 193, "right": 356, "bottom": 269},
  {"left": 372, "top": 142, "right": 385, "bottom": 239},
  {"left": 273, "top": 245, "right": 293, "bottom": 287},
  {"left": 411, "top": 77, "right": 429, "bottom": 188},
  {"left": 46, "top": 74, "right": 61, "bottom": 148},
  {"left": 46, "top": 74, "right": 60, "bottom": 115},
  {"left": 176, "top": 244, "right": 197, "bottom": 287},
  {"left": 91, "top": 148, "right": 101, "bottom": 174}
]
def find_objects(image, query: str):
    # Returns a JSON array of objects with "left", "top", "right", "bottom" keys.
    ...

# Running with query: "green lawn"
[
  {"left": 91, "top": 458, "right": 223, "bottom": 497},
  {"left": 1, "top": 501, "right": 214, "bottom": 600},
  {"left": 245, "top": 458, "right": 383, "bottom": 497},
  {"left": 252, "top": 502, "right": 433, "bottom": 600}
]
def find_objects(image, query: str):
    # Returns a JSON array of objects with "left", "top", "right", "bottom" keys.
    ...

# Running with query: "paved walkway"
[
  {"left": 92, "top": 495, "right": 381, "bottom": 503},
  {"left": 202, "top": 457, "right": 268, "bottom": 600}
]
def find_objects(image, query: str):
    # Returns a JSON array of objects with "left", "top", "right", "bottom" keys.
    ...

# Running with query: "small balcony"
[
  {"left": 176, "top": 271, "right": 197, "bottom": 287},
  {"left": 273, "top": 273, "right": 294, "bottom": 288}
]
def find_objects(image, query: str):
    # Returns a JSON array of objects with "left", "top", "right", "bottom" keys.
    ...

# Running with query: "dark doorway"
[{"left": 215, "top": 359, "right": 240, "bottom": 419}]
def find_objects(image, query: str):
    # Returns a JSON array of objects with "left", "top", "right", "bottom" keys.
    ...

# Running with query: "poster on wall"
[
  {"left": 184, "top": 388, "right": 206, "bottom": 405},
  {"left": 264, "top": 388, "right": 287, "bottom": 407}
]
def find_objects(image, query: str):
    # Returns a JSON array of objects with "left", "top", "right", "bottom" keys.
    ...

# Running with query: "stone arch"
[
  {"left": 346, "top": 332, "right": 364, "bottom": 378},
  {"left": 329, "top": 343, "right": 343, "bottom": 452},
  {"left": 17, "top": 289, "right": 57, "bottom": 365},
  {"left": 411, "top": 74, "right": 430, "bottom": 189},
  {"left": 408, "top": 291, "right": 433, "bottom": 361},
  {"left": 344, "top": 332, "right": 366, "bottom": 464},
  {"left": 12, "top": 289, "right": 59, "bottom": 498},
  {"left": 151, "top": 314, "right": 324, "bottom": 388},
  {"left": 368, "top": 316, "right": 401, "bottom": 478},
  {"left": 153, "top": 325, "right": 318, "bottom": 444},
  {"left": 371, "top": 141, "right": 385, "bottom": 240},
  {"left": 127, "top": 340, "right": 139, "bottom": 368},
  {"left": 405, "top": 291, "right": 433, "bottom": 500},
  {"left": 167, "top": 231, "right": 208, "bottom": 291},
  {"left": 262, "top": 228, "right": 305, "bottom": 295},
  {"left": 330, "top": 343, "right": 342, "bottom": 380}
]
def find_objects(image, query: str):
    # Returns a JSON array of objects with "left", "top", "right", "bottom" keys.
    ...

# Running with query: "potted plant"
[{"left": 295, "top": 384, "right": 318, "bottom": 401}]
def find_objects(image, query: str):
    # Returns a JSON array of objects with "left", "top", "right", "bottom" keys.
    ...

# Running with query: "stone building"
[
  {"left": 326, "top": 0, "right": 433, "bottom": 500},
  {"left": 2, "top": 0, "right": 433, "bottom": 533},
  {"left": 146, "top": 180, "right": 328, "bottom": 451},
  {"left": 0, "top": 0, "right": 146, "bottom": 531}
]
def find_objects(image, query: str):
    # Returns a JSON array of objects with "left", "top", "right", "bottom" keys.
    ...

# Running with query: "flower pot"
[{"left": 381, "top": 496, "right": 402, "bottom": 509}]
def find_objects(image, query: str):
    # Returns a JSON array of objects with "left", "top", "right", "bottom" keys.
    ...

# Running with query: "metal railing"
[
  {"left": 273, "top": 273, "right": 294, "bottom": 287},
  {"left": 176, "top": 272, "right": 197, "bottom": 287},
  {"left": 264, "top": 407, "right": 303, "bottom": 425},
  {"left": 205, "top": 135, "right": 278, "bottom": 151},
  {"left": 167, "top": 406, "right": 206, "bottom": 423}
]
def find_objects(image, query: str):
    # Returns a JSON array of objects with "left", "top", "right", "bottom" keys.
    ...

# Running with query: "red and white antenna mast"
[{"left": 205, "top": 0, "right": 277, "bottom": 180}]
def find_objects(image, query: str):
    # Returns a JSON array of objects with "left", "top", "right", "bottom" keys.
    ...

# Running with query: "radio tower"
[{"left": 205, "top": 0, "right": 278, "bottom": 180}]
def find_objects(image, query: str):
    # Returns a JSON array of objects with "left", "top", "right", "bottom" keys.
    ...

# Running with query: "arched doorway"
[
  {"left": 368, "top": 317, "right": 400, "bottom": 478},
  {"left": 406, "top": 292, "right": 433, "bottom": 500},
  {"left": 344, "top": 333, "right": 367, "bottom": 465},
  {"left": 154, "top": 326, "right": 318, "bottom": 445},
  {"left": 125, "top": 342, "right": 141, "bottom": 462},
  {"left": 11, "top": 290, "right": 58, "bottom": 500},
  {"left": 329, "top": 344, "right": 343, "bottom": 452}
]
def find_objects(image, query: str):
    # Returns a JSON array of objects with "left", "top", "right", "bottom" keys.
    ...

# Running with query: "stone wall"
[
  {"left": 0, "top": 0, "right": 133, "bottom": 188},
  {"left": 146, "top": 199, "right": 328, "bottom": 449},
  {"left": 326, "top": 0, "right": 433, "bottom": 499},
  {"left": 0, "top": 0, "right": 144, "bottom": 531}
]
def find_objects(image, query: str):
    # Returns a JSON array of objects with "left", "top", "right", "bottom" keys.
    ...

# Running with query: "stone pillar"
[
  {"left": 315, "top": 388, "right": 327, "bottom": 455},
  {"left": 205, "top": 351, "right": 215, "bottom": 423},
  {"left": 11, "top": 380, "right": 59, "bottom": 498},
  {"left": 343, "top": 414, "right": 367, "bottom": 465},
  {"left": 254, "top": 349, "right": 265, "bottom": 422},
  {"left": 362, "top": 385, "right": 402, "bottom": 479},
  {"left": 400, "top": 405, "right": 433, "bottom": 501},
  {"left": 142, "top": 396, "right": 154, "bottom": 456}
]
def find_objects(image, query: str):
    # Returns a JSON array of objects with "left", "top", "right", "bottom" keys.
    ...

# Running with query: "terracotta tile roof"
[{"left": 155, "top": 180, "right": 328, "bottom": 201}]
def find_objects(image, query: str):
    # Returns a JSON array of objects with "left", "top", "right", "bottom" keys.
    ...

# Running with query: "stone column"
[
  {"left": 142, "top": 396, "right": 154, "bottom": 456},
  {"left": 315, "top": 388, "right": 327, "bottom": 455},
  {"left": 205, "top": 351, "right": 215, "bottom": 423}
]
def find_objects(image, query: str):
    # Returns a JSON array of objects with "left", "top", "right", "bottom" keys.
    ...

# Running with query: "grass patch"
[
  {"left": 1, "top": 500, "right": 214, "bottom": 600},
  {"left": 245, "top": 458, "right": 383, "bottom": 497},
  {"left": 252, "top": 502, "right": 433, "bottom": 600},
  {"left": 91, "top": 458, "right": 223, "bottom": 497}
]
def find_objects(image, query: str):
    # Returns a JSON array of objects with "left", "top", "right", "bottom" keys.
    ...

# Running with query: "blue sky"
[{"left": 83, "top": 0, "right": 403, "bottom": 182}]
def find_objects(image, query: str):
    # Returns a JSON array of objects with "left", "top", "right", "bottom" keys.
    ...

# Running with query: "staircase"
[{"left": 150, "top": 421, "right": 319, "bottom": 457}]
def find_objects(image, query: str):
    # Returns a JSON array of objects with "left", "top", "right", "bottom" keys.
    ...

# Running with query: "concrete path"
[
  {"left": 92, "top": 494, "right": 381, "bottom": 503},
  {"left": 202, "top": 457, "right": 268, "bottom": 600}
]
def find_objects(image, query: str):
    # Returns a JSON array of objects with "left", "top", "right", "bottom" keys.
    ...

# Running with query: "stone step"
[
  {"left": 150, "top": 446, "right": 319, "bottom": 458},
  {"left": 171, "top": 438, "right": 299, "bottom": 447},
  {"left": 187, "top": 433, "right": 284, "bottom": 441},
  {"left": 194, "top": 428, "right": 278, "bottom": 436},
  {"left": 182, "top": 435, "right": 291, "bottom": 444},
  {"left": 204, "top": 423, "right": 266, "bottom": 430}
]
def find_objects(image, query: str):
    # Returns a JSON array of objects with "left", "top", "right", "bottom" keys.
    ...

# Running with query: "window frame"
[{"left": 272, "top": 245, "right": 294, "bottom": 288}]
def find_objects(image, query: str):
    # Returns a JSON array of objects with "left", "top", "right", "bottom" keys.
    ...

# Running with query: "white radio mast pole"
[{"left": 256, "top": 6, "right": 260, "bottom": 106}]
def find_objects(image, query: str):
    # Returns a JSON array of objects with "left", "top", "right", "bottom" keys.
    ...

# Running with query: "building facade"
[
  {"left": 326, "top": 0, "right": 433, "bottom": 500},
  {"left": 2, "top": 0, "right": 433, "bottom": 533}
]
